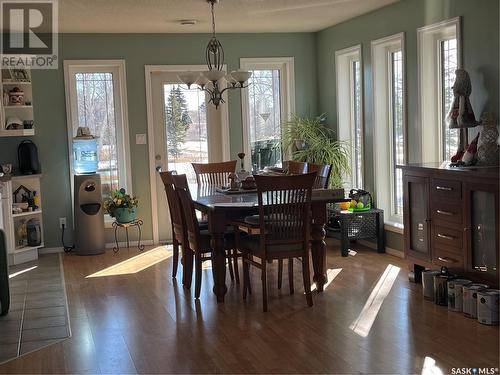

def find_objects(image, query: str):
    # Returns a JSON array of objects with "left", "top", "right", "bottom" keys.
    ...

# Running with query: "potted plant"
[
  {"left": 282, "top": 114, "right": 351, "bottom": 188},
  {"left": 103, "top": 188, "right": 139, "bottom": 223}
]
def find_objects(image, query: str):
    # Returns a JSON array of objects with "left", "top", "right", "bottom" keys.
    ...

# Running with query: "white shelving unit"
[
  {"left": 0, "top": 67, "right": 35, "bottom": 137},
  {"left": 0, "top": 175, "right": 44, "bottom": 265}
]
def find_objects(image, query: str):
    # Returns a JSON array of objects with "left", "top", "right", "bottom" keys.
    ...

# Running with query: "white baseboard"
[
  {"left": 39, "top": 247, "right": 64, "bottom": 254},
  {"left": 40, "top": 240, "right": 155, "bottom": 254},
  {"left": 357, "top": 239, "right": 404, "bottom": 258},
  {"left": 105, "top": 239, "right": 154, "bottom": 249}
]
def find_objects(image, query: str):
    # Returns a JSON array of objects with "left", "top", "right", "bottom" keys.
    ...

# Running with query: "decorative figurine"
[
  {"left": 476, "top": 112, "right": 499, "bottom": 166},
  {"left": 446, "top": 69, "right": 479, "bottom": 164}
]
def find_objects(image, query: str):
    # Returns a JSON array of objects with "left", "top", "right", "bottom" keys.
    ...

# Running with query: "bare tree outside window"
[
  {"left": 75, "top": 72, "right": 119, "bottom": 199},
  {"left": 441, "top": 38, "right": 458, "bottom": 161},
  {"left": 391, "top": 50, "right": 404, "bottom": 216},
  {"left": 352, "top": 60, "right": 363, "bottom": 188}
]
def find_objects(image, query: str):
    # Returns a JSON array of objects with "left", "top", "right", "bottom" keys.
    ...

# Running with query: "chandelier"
[{"left": 178, "top": 0, "right": 252, "bottom": 109}]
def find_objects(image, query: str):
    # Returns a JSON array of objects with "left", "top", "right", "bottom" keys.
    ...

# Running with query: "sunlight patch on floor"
[
  {"left": 9, "top": 265, "right": 38, "bottom": 279},
  {"left": 86, "top": 246, "right": 172, "bottom": 278},
  {"left": 421, "top": 356, "right": 443, "bottom": 375},
  {"left": 311, "top": 268, "right": 342, "bottom": 292},
  {"left": 349, "top": 264, "right": 400, "bottom": 337}
]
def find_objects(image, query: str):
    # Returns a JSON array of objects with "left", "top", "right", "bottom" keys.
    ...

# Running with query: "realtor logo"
[{"left": 1, "top": 0, "right": 58, "bottom": 69}]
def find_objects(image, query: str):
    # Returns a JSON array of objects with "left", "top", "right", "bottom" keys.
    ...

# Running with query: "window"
[
  {"left": 335, "top": 45, "right": 363, "bottom": 189},
  {"left": 372, "top": 33, "right": 406, "bottom": 225},
  {"left": 440, "top": 38, "right": 459, "bottom": 161},
  {"left": 64, "top": 60, "right": 131, "bottom": 201},
  {"left": 418, "top": 17, "right": 461, "bottom": 163},
  {"left": 164, "top": 84, "right": 208, "bottom": 184},
  {"left": 240, "top": 57, "right": 295, "bottom": 172}
]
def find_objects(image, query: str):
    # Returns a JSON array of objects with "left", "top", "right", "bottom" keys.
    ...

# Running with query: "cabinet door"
[
  {"left": 403, "top": 175, "right": 431, "bottom": 261},
  {"left": 464, "top": 183, "right": 499, "bottom": 285}
]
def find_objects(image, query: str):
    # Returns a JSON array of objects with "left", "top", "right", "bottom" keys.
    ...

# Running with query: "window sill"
[{"left": 384, "top": 221, "right": 404, "bottom": 235}]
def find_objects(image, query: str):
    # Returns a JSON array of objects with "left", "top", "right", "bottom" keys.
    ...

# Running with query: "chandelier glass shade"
[{"left": 178, "top": 0, "right": 252, "bottom": 109}]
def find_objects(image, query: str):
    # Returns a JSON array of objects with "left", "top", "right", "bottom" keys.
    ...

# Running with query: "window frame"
[
  {"left": 63, "top": 60, "right": 132, "bottom": 225},
  {"left": 240, "top": 57, "right": 295, "bottom": 171},
  {"left": 371, "top": 32, "right": 406, "bottom": 226},
  {"left": 335, "top": 45, "right": 364, "bottom": 189},
  {"left": 417, "top": 17, "right": 462, "bottom": 163}
]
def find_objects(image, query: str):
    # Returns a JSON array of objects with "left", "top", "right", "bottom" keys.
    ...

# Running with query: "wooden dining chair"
[
  {"left": 236, "top": 173, "right": 316, "bottom": 311},
  {"left": 192, "top": 160, "right": 237, "bottom": 186},
  {"left": 307, "top": 163, "right": 332, "bottom": 189},
  {"left": 159, "top": 171, "right": 190, "bottom": 283},
  {"left": 284, "top": 160, "right": 308, "bottom": 175},
  {"left": 172, "top": 174, "right": 239, "bottom": 298}
]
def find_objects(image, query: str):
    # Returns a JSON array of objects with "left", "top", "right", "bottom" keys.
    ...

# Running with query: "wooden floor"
[{"left": 1, "top": 241, "right": 498, "bottom": 374}]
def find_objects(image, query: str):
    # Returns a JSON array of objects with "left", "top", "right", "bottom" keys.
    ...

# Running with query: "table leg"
[
  {"left": 125, "top": 227, "right": 130, "bottom": 248},
  {"left": 209, "top": 211, "right": 227, "bottom": 303},
  {"left": 377, "top": 211, "right": 385, "bottom": 253},
  {"left": 113, "top": 222, "right": 119, "bottom": 253},
  {"left": 311, "top": 203, "right": 328, "bottom": 292},
  {"left": 136, "top": 220, "right": 145, "bottom": 251}
]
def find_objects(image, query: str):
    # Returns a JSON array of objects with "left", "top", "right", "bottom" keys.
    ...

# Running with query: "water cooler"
[{"left": 73, "top": 127, "right": 105, "bottom": 255}]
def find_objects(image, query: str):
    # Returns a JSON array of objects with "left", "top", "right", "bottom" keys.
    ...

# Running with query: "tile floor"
[{"left": 0, "top": 254, "right": 70, "bottom": 364}]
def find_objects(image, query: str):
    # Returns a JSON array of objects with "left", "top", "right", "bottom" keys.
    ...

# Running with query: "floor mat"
[{"left": 0, "top": 253, "right": 70, "bottom": 364}]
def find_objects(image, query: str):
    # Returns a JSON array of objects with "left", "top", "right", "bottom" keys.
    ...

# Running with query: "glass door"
[
  {"left": 464, "top": 182, "right": 499, "bottom": 284},
  {"left": 149, "top": 68, "right": 228, "bottom": 243},
  {"left": 163, "top": 84, "right": 208, "bottom": 184}
]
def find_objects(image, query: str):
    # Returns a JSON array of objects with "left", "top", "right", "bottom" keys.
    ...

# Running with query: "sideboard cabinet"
[{"left": 402, "top": 163, "right": 499, "bottom": 286}]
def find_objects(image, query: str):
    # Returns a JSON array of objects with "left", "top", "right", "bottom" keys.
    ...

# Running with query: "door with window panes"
[{"left": 150, "top": 70, "right": 228, "bottom": 243}]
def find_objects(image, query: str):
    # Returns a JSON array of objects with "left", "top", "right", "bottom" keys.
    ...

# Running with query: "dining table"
[{"left": 189, "top": 184, "right": 347, "bottom": 303}]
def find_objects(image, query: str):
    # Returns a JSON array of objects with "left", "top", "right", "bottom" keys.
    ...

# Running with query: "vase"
[{"left": 114, "top": 207, "right": 136, "bottom": 223}]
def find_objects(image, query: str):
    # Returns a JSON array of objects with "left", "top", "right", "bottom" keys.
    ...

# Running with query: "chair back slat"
[
  {"left": 284, "top": 160, "right": 308, "bottom": 175},
  {"left": 159, "top": 171, "right": 185, "bottom": 243},
  {"left": 192, "top": 160, "right": 237, "bottom": 186},
  {"left": 172, "top": 174, "right": 201, "bottom": 252},
  {"left": 254, "top": 173, "right": 315, "bottom": 247},
  {"left": 307, "top": 163, "right": 332, "bottom": 189}
]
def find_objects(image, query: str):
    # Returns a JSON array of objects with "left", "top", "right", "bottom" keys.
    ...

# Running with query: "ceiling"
[{"left": 59, "top": 0, "right": 399, "bottom": 33}]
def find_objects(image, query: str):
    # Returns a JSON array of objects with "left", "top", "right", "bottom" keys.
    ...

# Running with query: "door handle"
[
  {"left": 436, "top": 210, "right": 454, "bottom": 216},
  {"left": 156, "top": 166, "right": 162, "bottom": 172},
  {"left": 437, "top": 233, "right": 455, "bottom": 241},
  {"left": 436, "top": 186, "right": 453, "bottom": 191},
  {"left": 438, "top": 256, "right": 457, "bottom": 263}
]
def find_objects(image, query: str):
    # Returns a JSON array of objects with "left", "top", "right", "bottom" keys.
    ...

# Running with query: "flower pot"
[{"left": 114, "top": 208, "right": 136, "bottom": 223}]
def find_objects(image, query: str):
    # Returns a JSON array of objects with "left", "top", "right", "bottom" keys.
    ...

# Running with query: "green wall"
[
  {"left": 316, "top": 0, "right": 499, "bottom": 251},
  {"left": 316, "top": 0, "right": 499, "bottom": 194},
  {"left": 0, "top": 33, "right": 318, "bottom": 247}
]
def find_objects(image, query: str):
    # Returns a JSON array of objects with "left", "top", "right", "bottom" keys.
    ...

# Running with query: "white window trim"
[
  {"left": 335, "top": 45, "right": 363, "bottom": 189},
  {"left": 372, "top": 32, "right": 406, "bottom": 226},
  {"left": 63, "top": 60, "right": 132, "bottom": 227},
  {"left": 417, "top": 17, "right": 462, "bottom": 163},
  {"left": 144, "top": 64, "right": 230, "bottom": 244},
  {"left": 240, "top": 57, "right": 295, "bottom": 170}
]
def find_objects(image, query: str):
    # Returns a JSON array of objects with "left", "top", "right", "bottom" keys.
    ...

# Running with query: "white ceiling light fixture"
[{"left": 178, "top": 0, "right": 252, "bottom": 109}]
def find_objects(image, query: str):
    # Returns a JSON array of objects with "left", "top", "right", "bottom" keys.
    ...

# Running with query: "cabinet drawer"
[
  {"left": 431, "top": 179, "right": 462, "bottom": 201},
  {"left": 433, "top": 224, "right": 463, "bottom": 252},
  {"left": 431, "top": 201, "right": 463, "bottom": 225},
  {"left": 433, "top": 247, "right": 464, "bottom": 269}
]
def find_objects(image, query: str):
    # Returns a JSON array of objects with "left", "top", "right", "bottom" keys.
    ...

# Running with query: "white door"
[{"left": 147, "top": 66, "right": 229, "bottom": 244}]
